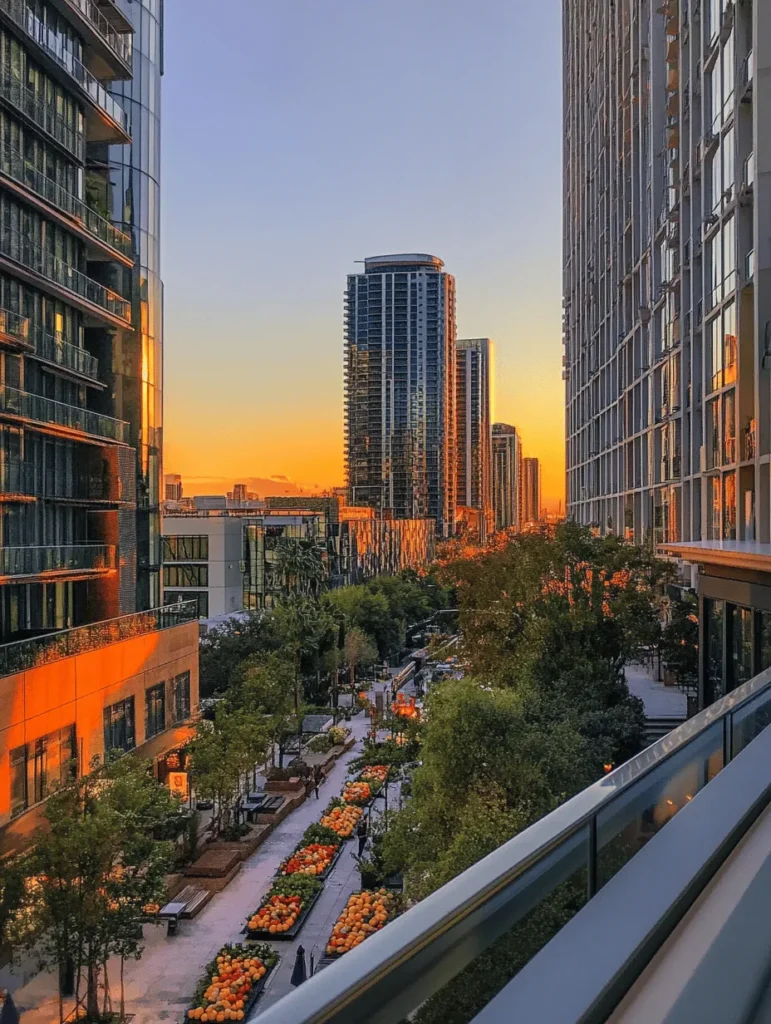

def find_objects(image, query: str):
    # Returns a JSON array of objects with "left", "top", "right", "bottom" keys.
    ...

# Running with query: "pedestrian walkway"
[
  {"left": 625, "top": 662, "right": 688, "bottom": 718},
  {"left": 11, "top": 713, "right": 372, "bottom": 1024}
]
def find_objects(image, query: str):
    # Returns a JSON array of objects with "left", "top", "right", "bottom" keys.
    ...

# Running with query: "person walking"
[
  {"left": 356, "top": 814, "right": 368, "bottom": 857},
  {"left": 313, "top": 764, "right": 322, "bottom": 800}
]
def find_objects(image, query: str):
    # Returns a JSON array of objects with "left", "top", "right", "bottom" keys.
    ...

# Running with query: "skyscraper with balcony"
[
  {"left": 492, "top": 422, "right": 522, "bottom": 532},
  {"left": 456, "top": 338, "right": 493, "bottom": 540},
  {"left": 344, "top": 253, "right": 456, "bottom": 538},
  {"left": 523, "top": 456, "right": 541, "bottom": 524},
  {"left": 564, "top": 0, "right": 771, "bottom": 708},
  {"left": 0, "top": 0, "right": 199, "bottom": 854}
]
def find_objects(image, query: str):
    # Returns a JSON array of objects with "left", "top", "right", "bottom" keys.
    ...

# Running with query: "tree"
[
  {"left": 199, "top": 613, "right": 282, "bottom": 698},
  {"left": 272, "top": 597, "right": 338, "bottom": 713},
  {"left": 26, "top": 756, "right": 184, "bottom": 1022},
  {"left": 273, "top": 538, "right": 325, "bottom": 599},
  {"left": 661, "top": 590, "right": 699, "bottom": 692},
  {"left": 189, "top": 706, "right": 270, "bottom": 835},
  {"left": 343, "top": 628, "right": 379, "bottom": 688},
  {"left": 323, "top": 587, "right": 404, "bottom": 661}
]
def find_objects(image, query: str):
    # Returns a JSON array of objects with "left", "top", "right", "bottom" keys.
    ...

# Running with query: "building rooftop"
[{"left": 363, "top": 253, "right": 444, "bottom": 273}]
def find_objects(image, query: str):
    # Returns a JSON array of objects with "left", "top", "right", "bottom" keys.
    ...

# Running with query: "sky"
[{"left": 161, "top": 0, "right": 565, "bottom": 509}]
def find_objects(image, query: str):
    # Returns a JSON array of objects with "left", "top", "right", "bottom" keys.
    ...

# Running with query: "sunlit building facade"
[
  {"left": 456, "top": 338, "right": 493, "bottom": 540},
  {"left": 344, "top": 253, "right": 456, "bottom": 538},
  {"left": 0, "top": 0, "right": 199, "bottom": 855},
  {"left": 565, "top": 0, "right": 771, "bottom": 708},
  {"left": 492, "top": 423, "right": 522, "bottom": 532},
  {"left": 523, "top": 457, "right": 541, "bottom": 524}
]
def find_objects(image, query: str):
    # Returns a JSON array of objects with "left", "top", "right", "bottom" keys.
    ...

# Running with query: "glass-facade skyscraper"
[
  {"left": 492, "top": 423, "right": 522, "bottom": 532},
  {"left": 344, "top": 253, "right": 456, "bottom": 538},
  {"left": 456, "top": 338, "right": 493, "bottom": 540}
]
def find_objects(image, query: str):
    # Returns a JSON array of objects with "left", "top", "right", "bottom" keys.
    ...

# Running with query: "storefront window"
[
  {"left": 760, "top": 611, "right": 771, "bottom": 672},
  {"left": 706, "top": 598, "right": 725, "bottom": 703},
  {"left": 731, "top": 606, "right": 753, "bottom": 689}
]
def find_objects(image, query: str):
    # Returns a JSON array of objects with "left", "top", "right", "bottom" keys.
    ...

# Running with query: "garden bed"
[
  {"left": 184, "top": 848, "right": 241, "bottom": 879},
  {"left": 184, "top": 943, "right": 278, "bottom": 1021},
  {"left": 277, "top": 839, "right": 344, "bottom": 882},
  {"left": 245, "top": 876, "right": 323, "bottom": 941},
  {"left": 325, "top": 890, "right": 400, "bottom": 958}
]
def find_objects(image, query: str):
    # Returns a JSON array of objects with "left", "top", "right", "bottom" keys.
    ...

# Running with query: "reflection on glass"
[
  {"left": 707, "top": 598, "right": 725, "bottom": 703},
  {"left": 723, "top": 471, "right": 737, "bottom": 540},
  {"left": 732, "top": 687, "right": 771, "bottom": 757},
  {"left": 731, "top": 605, "right": 753, "bottom": 690}
]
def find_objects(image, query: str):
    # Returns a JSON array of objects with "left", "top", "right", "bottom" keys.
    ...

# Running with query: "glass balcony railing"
[
  {"left": 0, "top": 226, "right": 132, "bottom": 324},
  {"left": 0, "top": 141, "right": 132, "bottom": 257},
  {"left": 0, "top": 456, "right": 34, "bottom": 495},
  {"left": 0, "top": 0, "right": 130, "bottom": 136},
  {"left": 0, "top": 601, "right": 198, "bottom": 677},
  {"left": 257, "top": 668, "right": 771, "bottom": 1024},
  {"left": 0, "top": 305, "right": 100, "bottom": 379},
  {"left": 0, "top": 543, "right": 114, "bottom": 578},
  {"left": 0, "top": 385, "right": 129, "bottom": 444},
  {"left": 0, "top": 66, "right": 84, "bottom": 161},
  {"left": 60, "top": 0, "right": 132, "bottom": 71}
]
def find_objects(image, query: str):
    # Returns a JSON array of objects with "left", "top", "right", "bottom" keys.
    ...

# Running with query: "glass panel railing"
[
  {"left": 0, "top": 385, "right": 129, "bottom": 443},
  {"left": 254, "top": 667, "right": 771, "bottom": 1024},
  {"left": 0, "top": 456, "right": 34, "bottom": 495},
  {"left": 0, "top": 601, "right": 198, "bottom": 677},
  {"left": 0, "top": 226, "right": 132, "bottom": 323},
  {"left": 0, "top": 66, "right": 84, "bottom": 161},
  {"left": 0, "top": 140, "right": 132, "bottom": 257},
  {"left": 60, "top": 0, "right": 132, "bottom": 70},
  {"left": 0, "top": 305, "right": 30, "bottom": 345},
  {"left": 0, "top": 543, "right": 114, "bottom": 577},
  {"left": 0, "top": 0, "right": 130, "bottom": 135},
  {"left": 0, "top": 304, "right": 100, "bottom": 379}
]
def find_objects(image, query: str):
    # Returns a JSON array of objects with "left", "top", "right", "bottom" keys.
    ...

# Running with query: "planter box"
[
  {"left": 184, "top": 958, "right": 277, "bottom": 1023},
  {"left": 278, "top": 840, "right": 344, "bottom": 883},
  {"left": 187, "top": 861, "right": 242, "bottom": 894},
  {"left": 265, "top": 778, "right": 304, "bottom": 794},
  {"left": 184, "top": 848, "right": 241, "bottom": 878},
  {"left": 246, "top": 886, "right": 323, "bottom": 942},
  {"left": 212, "top": 824, "right": 272, "bottom": 862},
  {"left": 255, "top": 791, "right": 305, "bottom": 826}
]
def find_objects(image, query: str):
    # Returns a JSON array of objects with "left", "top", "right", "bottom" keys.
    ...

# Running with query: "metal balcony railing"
[
  {"left": 0, "top": 305, "right": 99, "bottom": 379},
  {"left": 0, "top": 66, "right": 84, "bottom": 160},
  {"left": 0, "top": 0, "right": 130, "bottom": 136},
  {"left": 0, "top": 385, "right": 129, "bottom": 443},
  {"left": 61, "top": 0, "right": 132, "bottom": 70},
  {"left": 0, "top": 456, "right": 34, "bottom": 495},
  {"left": 0, "top": 601, "right": 197, "bottom": 677},
  {"left": 257, "top": 667, "right": 771, "bottom": 1024},
  {"left": 0, "top": 226, "right": 132, "bottom": 324},
  {"left": 0, "top": 542, "right": 114, "bottom": 578},
  {"left": 0, "top": 140, "right": 132, "bottom": 257}
]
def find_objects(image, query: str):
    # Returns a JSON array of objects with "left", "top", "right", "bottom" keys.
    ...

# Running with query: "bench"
[{"left": 158, "top": 884, "right": 211, "bottom": 934}]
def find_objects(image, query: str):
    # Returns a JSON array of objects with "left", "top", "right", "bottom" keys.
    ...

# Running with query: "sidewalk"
[
  {"left": 12, "top": 713, "right": 371, "bottom": 1024},
  {"left": 625, "top": 662, "right": 688, "bottom": 719}
]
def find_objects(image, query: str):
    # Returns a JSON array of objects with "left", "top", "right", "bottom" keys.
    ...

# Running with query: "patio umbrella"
[
  {"left": 0, "top": 992, "right": 20, "bottom": 1024},
  {"left": 291, "top": 945, "right": 308, "bottom": 987}
]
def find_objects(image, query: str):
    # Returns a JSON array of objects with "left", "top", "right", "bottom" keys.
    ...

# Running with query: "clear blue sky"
[{"left": 161, "top": 0, "right": 565, "bottom": 505}]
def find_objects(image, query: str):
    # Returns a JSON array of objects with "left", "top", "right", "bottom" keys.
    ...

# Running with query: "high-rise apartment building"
[
  {"left": 344, "top": 253, "right": 456, "bottom": 538},
  {"left": 523, "top": 457, "right": 541, "bottom": 524},
  {"left": 492, "top": 423, "right": 522, "bottom": 532},
  {"left": 564, "top": 0, "right": 771, "bottom": 707},
  {"left": 456, "top": 338, "right": 493, "bottom": 540},
  {"left": 165, "top": 473, "right": 183, "bottom": 502},
  {"left": 0, "top": 0, "right": 199, "bottom": 853}
]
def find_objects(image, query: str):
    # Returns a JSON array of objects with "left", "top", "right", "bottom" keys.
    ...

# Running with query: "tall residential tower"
[
  {"left": 492, "top": 423, "right": 522, "bottom": 533},
  {"left": 456, "top": 338, "right": 493, "bottom": 540},
  {"left": 523, "top": 457, "right": 542, "bottom": 524},
  {"left": 344, "top": 253, "right": 456, "bottom": 537},
  {"left": 564, "top": 0, "right": 771, "bottom": 707}
]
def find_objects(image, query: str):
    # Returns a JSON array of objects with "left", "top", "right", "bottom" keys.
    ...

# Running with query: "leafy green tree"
[
  {"left": 199, "top": 612, "right": 282, "bottom": 698},
  {"left": 323, "top": 587, "right": 404, "bottom": 661},
  {"left": 661, "top": 591, "right": 699, "bottom": 691},
  {"left": 273, "top": 538, "right": 325, "bottom": 598},
  {"left": 343, "top": 627, "right": 379, "bottom": 687}
]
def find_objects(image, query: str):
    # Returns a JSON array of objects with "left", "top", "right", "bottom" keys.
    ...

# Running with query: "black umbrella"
[
  {"left": 0, "top": 992, "right": 20, "bottom": 1024},
  {"left": 290, "top": 945, "right": 308, "bottom": 987}
]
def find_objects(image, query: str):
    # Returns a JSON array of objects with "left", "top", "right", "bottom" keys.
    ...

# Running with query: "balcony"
[
  {"left": 0, "top": 601, "right": 197, "bottom": 677},
  {"left": 0, "top": 0, "right": 131, "bottom": 143},
  {"left": 256, "top": 666, "right": 771, "bottom": 1024},
  {"left": 0, "top": 542, "right": 114, "bottom": 581},
  {"left": 55, "top": 0, "right": 133, "bottom": 79},
  {"left": 0, "top": 226, "right": 132, "bottom": 326},
  {"left": 0, "top": 457, "right": 34, "bottom": 499},
  {"left": 0, "top": 66, "right": 84, "bottom": 161},
  {"left": 0, "top": 140, "right": 133, "bottom": 262},
  {"left": 0, "top": 385, "right": 129, "bottom": 444},
  {"left": 0, "top": 306, "right": 100, "bottom": 381},
  {"left": 0, "top": 305, "right": 31, "bottom": 350}
]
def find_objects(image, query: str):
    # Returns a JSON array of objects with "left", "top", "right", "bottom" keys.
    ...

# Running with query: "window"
[
  {"left": 706, "top": 598, "right": 725, "bottom": 704},
  {"left": 171, "top": 672, "right": 191, "bottom": 724},
  {"left": 163, "top": 564, "right": 208, "bottom": 587},
  {"left": 731, "top": 605, "right": 752, "bottom": 688},
  {"left": 103, "top": 697, "right": 135, "bottom": 755},
  {"left": 162, "top": 535, "right": 208, "bottom": 561},
  {"left": 9, "top": 726, "right": 76, "bottom": 818},
  {"left": 145, "top": 683, "right": 166, "bottom": 739},
  {"left": 165, "top": 590, "right": 208, "bottom": 618}
]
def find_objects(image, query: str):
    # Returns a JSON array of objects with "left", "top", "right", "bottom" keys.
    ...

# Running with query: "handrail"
[
  {"left": 61, "top": 0, "right": 132, "bottom": 69},
  {"left": 0, "top": 225, "right": 132, "bottom": 323},
  {"left": 0, "top": 65, "right": 84, "bottom": 160},
  {"left": 0, "top": 385, "right": 129, "bottom": 443},
  {"left": 0, "top": 543, "right": 114, "bottom": 577},
  {"left": 0, "top": 304, "right": 100, "bottom": 379},
  {"left": 0, "top": 601, "right": 198, "bottom": 677},
  {"left": 256, "top": 666, "right": 771, "bottom": 1024},
  {"left": 0, "top": 0, "right": 130, "bottom": 134},
  {"left": 0, "top": 138, "right": 132, "bottom": 257}
]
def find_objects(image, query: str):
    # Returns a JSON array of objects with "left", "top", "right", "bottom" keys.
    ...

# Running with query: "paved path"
[
  {"left": 625, "top": 662, "right": 688, "bottom": 718},
  {"left": 12, "top": 712, "right": 372, "bottom": 1024}
]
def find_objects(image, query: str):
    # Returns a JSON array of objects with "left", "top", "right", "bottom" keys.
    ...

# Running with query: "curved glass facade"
[{"left": 107, "top": 0, "right": 163, "bottom": 610}]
